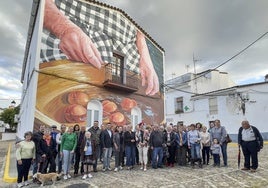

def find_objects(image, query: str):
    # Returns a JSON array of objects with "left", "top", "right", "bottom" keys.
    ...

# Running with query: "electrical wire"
[{"left": 167, "top": 31, "right": 268, "bottom": 86}]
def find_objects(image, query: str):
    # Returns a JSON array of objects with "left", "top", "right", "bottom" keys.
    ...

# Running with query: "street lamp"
[{"left": 11, "top": 100, "right": 16, "bottom": 107}]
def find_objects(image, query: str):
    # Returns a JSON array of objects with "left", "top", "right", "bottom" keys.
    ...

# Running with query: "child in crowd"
[{"left": 210, "top": 138, "right": 222, "bottom": 167}]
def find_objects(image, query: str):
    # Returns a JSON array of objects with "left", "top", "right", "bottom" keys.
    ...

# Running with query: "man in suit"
[
  {"left": 101, "top": 122, "right": 113, "bottom": 171},
  {"left": 238, "top": 120, "right": 263, "bottom": 172}
]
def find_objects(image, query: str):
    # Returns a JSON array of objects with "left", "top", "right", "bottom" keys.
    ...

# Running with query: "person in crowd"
[
  {"left": 136, "top": 123, "right": 150, "bottom": 171},
  {"left": 88, "top": 120, "right": 102, "bottom": 172},
  {"left": 188, "top": 124, "right": 202, "bottom": 168},
  {"left": 200, "top": 126, "right": 211, "bottom": 165},
  {"left": 135, "top": 124, "right": 140, "bottom": 165},
  {"left": 208, "top": 121, "right": 215, "bottom": 133},
  {"left": 60, "top": 126, "right": 77, "bottom": 180},
  {"left": 40, "top": 128, "right": 57, "bottom": 173},
  {"left": 210, "top": 138, "right": 222, "bottom": 167},
  {"left": 238, "top": 120, "right": 263, "bottom": 172},
  {"left": 113, "top": 126, "right": 124, "bottom": 171},
  {"left": 99, "top": 124, "right": 106, "bottom": 163},
  {"left": 149, "top": 125, "right": 165, "bottom": 169},
  {"left": 32, "top": 124, "right": 46, "bottom": 179},
  {"left": 146, "top": 125, "right": 153, "bottom": 165},
  {"left": 196, "top": 122, "right": 203, "bottom": 132},
  {"left": 16, "top": 131, "right": 35, "bottom": 188},
  {"left": 124, "top": 124, "right": 136, "bottom": 170},
  {"left": 50, "top": 125, "right": 59, "bottom": 160},
  {"left": 164, "top": 125, "right": 177, "bottom": 167},
  {"left": 176, "top": 126, "right": 188, "bottom": 166},
  {"left": 56, "top": 124, "right": 66, "bottom": 173},
  {"left": 73, "top": 124, "right": 80, "bottom": 135},
  {"left": 210, "top": 119, "right": 228, "bottom": 167},
  {"left": 74, "top": 125, "right": 86, "bottom": 176},
  {"left": 50, "top": 125, "right": 58, "bottom": 141},
  {"left": 119, "top": 125, "right": 126, "bottom": 167},
  {"left": 80, "top": 131, "right": 97, "bottom": 179},
  {"left": 101, "top": 122, "right": 113, "bottom": 171}
]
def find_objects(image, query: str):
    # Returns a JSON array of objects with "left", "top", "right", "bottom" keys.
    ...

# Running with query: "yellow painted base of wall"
[{"left": 3, "top": 143, "right": 17, "bottom": 183}]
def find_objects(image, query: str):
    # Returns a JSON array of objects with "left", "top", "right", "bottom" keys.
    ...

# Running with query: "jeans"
[
  {"left": 213, "top": 154, "right": 220, "bottom": 165},
  {"left": 125, "top": 145, "right": 136, "bottom": 167},
  {"left": 57, "top": 153, "right": 63, "bottom": 173},
  {"left": 202, "top": 146, "right": 210, "bottom": 164},
  {"left": 103, "top": 147, "right": 113, "bottom": 169},
  {"left": 152, "top": 147, "right": 163, "bottom": 168},
  {"left": 221, "top": 142, "right": 228, "bottom": 166},
  {"left": 177, "top": 145, "right": 187, "bottom": 165},
  {"left": 190, "top": 143, "right": 201, "bottom": 159},
  {"left": 167, "top": 145, "right": 176, "bottom": 165},
  {"left": 62, "top": 150, "right": 74, "bottom": 175},
  {"left": 17, "top": 158, "right": 32, "bottom": 183}
]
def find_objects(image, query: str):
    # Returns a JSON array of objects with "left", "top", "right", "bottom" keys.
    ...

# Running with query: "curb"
[{"left": 3, "top": 143, "right": 17, "bottom": 183}]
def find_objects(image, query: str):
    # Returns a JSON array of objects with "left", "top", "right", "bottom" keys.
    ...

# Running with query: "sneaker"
[
  {"left": 144, "top": 168, "right": 147, "bottom": 171},
  {"left": 63, "top": 175, "right": 68, "bottom": 180},
  {"left": 67, "top": 174, "right": 71, "bottom": 179},
  {"left": 102, "top": 168, "right": 106, "bottom": 172},
  {"left": 82, "top": 174, "right": 87, "bottom": 180},
  {"left": 241, "top": 167, "right": 250, "bottom": 171},
  {"left": 140, "top": 166, "right": 143, "bottom": 170},
  {"left": 24, "top": 180, "right": 30, "bottom": 186},
  {"left": 119, "top": 166, "right": 123, "bottom": 170},
  {"left": 107, "top": 167, "right": 112, "bottom": 171},
  {"left": 17, "top": 183, "right": 23, "bottom": 188},
  {"left": 114, "top": 168, "right": 118, "bottom": 172},
  {"left": 88, "top": 173, "right": 93, "bottom": 178},
  {"left": 250, "top": 169, "right": 256, "bottom": 173}
]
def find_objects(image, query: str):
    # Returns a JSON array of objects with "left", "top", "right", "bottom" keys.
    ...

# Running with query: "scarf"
[{"left": 43, "top": 135, "right": 51, "bottom": 146}]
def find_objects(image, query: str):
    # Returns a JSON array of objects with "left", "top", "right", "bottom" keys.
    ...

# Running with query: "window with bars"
[
  {"left": 209, "top": 97, "right": 218, "bottom": 115},
  {"left": 175, "top": 97, "right": 183, "bottom": 114},
  {"left": 111, "top": 53, "right": 125, "bottom": 84}
]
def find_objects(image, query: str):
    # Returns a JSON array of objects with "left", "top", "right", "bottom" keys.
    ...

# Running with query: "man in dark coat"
[{"left": 238, "top": 120, "right": 263, "bottom": 172}]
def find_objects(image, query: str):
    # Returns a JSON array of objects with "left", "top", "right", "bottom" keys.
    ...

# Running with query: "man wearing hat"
[{"left": 50, "top": 125, "right": 59, "bottom": 160}]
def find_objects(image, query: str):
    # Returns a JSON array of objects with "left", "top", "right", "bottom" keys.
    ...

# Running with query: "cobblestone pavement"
[{"left": 1, "top": 141, "right": 268, "bottom": 188}]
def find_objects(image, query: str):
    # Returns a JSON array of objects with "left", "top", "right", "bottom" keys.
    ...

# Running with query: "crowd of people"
[{"left": 15, "top": 119, "right": 263, "bottom": 187}]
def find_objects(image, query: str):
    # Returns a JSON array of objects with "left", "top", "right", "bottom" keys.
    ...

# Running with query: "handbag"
[{"left": 226, "top": 134, "right": 232, "bottom": 143}]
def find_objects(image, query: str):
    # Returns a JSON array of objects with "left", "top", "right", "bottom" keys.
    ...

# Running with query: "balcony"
[{"left": 103, "top": 63, "right": 138, "bottom": 92}]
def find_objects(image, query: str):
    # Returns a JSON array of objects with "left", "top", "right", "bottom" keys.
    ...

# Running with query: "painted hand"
[{"left": 59, "top": 26, "right": 103, "bottom": 69}]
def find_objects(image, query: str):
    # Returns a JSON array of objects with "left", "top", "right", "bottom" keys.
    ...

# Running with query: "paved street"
[{"left": 1, "top": 140, "right": 268, "bottom": 188}]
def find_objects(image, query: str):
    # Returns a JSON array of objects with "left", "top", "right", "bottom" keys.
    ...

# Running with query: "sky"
[{"left": 0, "top": 0, "right": 268, "bottom": 108}]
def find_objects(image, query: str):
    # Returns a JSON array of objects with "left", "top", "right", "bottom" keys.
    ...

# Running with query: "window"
[
  {"left": 209, "top": 97, "right": 218, "bottom": 115},
  {"left": 87, "top": 100, "right": 103, "bottom": 127},
  {"left": 175, "top": 97, "right": 183, "bottom": 114},
  {"left": 131, "top": 107, "right": 142, "bottom": 130},
  {"left": 111, "top": 53, "right": 125, "bottom": 84}
]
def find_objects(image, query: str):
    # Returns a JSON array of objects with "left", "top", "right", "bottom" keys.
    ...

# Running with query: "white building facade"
[{"left": 165, "top": 70, "right": 268, "bottom": 141}]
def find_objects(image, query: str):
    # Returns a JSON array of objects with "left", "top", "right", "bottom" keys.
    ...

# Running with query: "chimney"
[{"left": 265, "top": 74, "right": 268, "bottom": 82}]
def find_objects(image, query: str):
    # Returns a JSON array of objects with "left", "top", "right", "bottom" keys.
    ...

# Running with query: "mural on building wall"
[{"left": 35, "top": 0, "right": 164, "bottom": 128}]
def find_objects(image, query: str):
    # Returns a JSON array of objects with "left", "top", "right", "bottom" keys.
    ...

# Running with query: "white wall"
[
  {"left": 166, "top": 82, "right": 268, "bottom": 138},
  {"left": 17, "top": 1, "right": 45, "bottom": 139}
]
